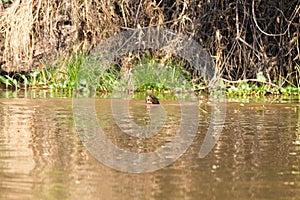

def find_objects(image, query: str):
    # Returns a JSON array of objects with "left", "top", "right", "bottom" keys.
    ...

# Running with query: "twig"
[{"left": 251, "top": 0, "right": 299, "bottom": 37}]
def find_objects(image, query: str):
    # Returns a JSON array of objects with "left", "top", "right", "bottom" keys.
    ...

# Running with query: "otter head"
[{"left": 146, "top": 95, "right": 160, "bottom": 104}]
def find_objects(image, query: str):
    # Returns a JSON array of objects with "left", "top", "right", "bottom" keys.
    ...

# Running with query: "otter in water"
[{"left": 146, "top": 95, "right": 160, "bottom": 104}]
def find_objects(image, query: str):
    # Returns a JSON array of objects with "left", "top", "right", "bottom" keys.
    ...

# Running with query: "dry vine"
[{"left": 0, "top": 0, "right": 299, "bottom": 85}]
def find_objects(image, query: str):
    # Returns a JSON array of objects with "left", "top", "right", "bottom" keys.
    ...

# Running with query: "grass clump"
[
  {"left": 132, "top": 61, "right": 192, "bottom": 92},
  {"left": 224, "top": 71, "right": 300, "bottom": 97},
  {"left": 0, "top": 52, "right": 85, "bottom": 92},
  {"left": 0, "top": 52, "right": 299, "bottom": 98}
]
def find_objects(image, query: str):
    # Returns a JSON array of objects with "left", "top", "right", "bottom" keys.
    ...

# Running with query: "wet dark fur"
[{"left": 146, "top": 95, "right": 160, "bottom": 104}]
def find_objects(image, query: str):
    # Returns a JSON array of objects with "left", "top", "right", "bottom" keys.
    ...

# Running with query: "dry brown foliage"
[{"left": 0, "top": 0, "right": 299, "bottom": 84}]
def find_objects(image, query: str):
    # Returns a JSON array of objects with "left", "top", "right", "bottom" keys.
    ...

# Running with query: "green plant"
[
  {"left": 0, "top": 75, "right": 19, "bottom": 90},
  {"left": 97, "top": 67, "right": 121, "bottom": 92},
  {"left": 46, "top": 52, "right": 86, "bottom": 91},
  {"left": 133, "top": 61, "right": 191, "bottom": 92}
]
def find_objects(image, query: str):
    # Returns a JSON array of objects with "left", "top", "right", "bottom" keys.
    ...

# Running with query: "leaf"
[{"left": 257, "top": 72, "right": 266, "bottom": 82}]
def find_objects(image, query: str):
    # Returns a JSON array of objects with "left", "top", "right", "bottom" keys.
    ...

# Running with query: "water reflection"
[{"left": 0, "top": 96, "right": 299, "bottom": 199}]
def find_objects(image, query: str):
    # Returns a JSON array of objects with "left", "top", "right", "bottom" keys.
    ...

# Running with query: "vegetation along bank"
[{"left": 0, "top": 0, "right": 299, "bottom": 97}]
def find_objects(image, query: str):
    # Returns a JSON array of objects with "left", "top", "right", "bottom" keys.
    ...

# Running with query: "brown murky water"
[{"left": 0, "top": 93, "right": 300, "bottom": 200}]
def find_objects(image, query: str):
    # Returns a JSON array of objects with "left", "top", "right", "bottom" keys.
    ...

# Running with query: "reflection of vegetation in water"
[{"left": 292, "top": 104, "right": 300, "bottom": 152}]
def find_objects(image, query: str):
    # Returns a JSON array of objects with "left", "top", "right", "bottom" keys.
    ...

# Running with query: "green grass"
[
  {"left": 0, "top": 53, "right": 299, "bottom": 98},
  {"left": 77, "top": 55, "right": 194, "bottom": 93},
  {"left": 225, "top": 71, "right": 300, "bottom": 97},
  {"left": 131, "top": 61, "right": 192, "bottom": 92},
  {"left": 0, "top": 52, "right": 85, "bottom": 92}
]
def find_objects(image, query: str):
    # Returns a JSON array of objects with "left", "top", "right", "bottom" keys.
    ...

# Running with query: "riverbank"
[
  {"left": 0, "top": 53, "right": 299, "bottom": 97},
  {"left": 1, "top": 0, "right": 299, "bottom": 85}
]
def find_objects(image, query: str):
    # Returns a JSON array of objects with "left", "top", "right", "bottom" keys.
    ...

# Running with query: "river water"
[{"left": 0, "top": 91, "right": 299, "bottom": 199}]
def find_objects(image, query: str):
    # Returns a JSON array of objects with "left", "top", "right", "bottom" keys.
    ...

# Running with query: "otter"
[{"left": 146, "top": 95, "right": 160, "bottom": 104}]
